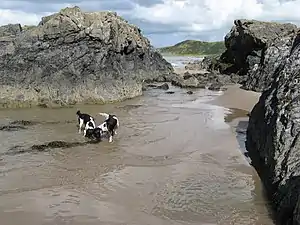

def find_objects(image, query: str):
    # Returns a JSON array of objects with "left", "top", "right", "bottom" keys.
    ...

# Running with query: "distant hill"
[{"left": 158, "top": 40, "right": 226, "bottom": 56}]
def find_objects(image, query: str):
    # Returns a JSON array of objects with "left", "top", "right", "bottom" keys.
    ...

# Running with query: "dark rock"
[
  {"left": 184, "top": 56, "right": 221, "bottom": 71},
  {"left": 146, "top": 84, "right": 158, "bottom": 88},
  {"left": 171, "top": 75, "right": 200, "bottom": 88},
  {"left": 0, "top": 6, "right": 173, "bottom": 109},
  {"left": 155, "top": 76, "right": 166, "bottom": 82},
  {"left": 5, "top": 140, "right": 99, "bottom": 156},
  {"left": 31, "top": 141, "right": 84, "bottom": 151},
  {"left": 208, "top": 83, "right": 223, "bottom": 91},
  {"left": 215, "top": 19, "right": 297, "bottom": 92},
  {"left": 9, "top": 120, "right": 39, "bottom": 126},
  {"left": 246, "top": 32, "right": 300, "bottom": 225},
  {"left": 157, "top": 83, "right": 169, "bottom": 90},
  {"left": 185, "top": 60, "right": 202, "bottom": 70},
  {"left": 165, "top": 91, "right": 175, "bottom": 94},
  {"left": 183, "top": 72, "right": 193, "bottom": 80},
  {"left": 171, "top": 71, "right": 239, "bottom": 89},
  {"left": 0, "top": 125, "right": 27, "bottom": 131},
  {"left": 186, "top": 91, "right": 193, "bottom": 95}
]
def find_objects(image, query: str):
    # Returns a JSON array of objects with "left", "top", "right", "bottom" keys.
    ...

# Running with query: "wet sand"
[
  {"left": 0, "top": 84, "right": 273, "bottom": 225},
  {"left": 209, "top": 84, "right": 261, "bottom": 112}
]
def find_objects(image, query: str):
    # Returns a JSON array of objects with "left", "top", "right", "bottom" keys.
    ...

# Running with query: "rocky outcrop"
[
  {"left": 210, "top": 19, "right": 298, "bottom": 92},
  {"left": 184, "top": 55, "right": 220, "bottom": 71},
  {"left": 0, "top": 6, "right": 173, "bottom": 108},
  {"left": 170, "top": 71, "right": 241, "bottom": 90},
  {"left": 246, "top": 31, "right": 300, "bottom": 225}
]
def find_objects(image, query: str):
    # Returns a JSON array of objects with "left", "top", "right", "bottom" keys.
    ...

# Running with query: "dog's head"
[
  {"left": 76, "top": 110, "right": 81, "bottom": 116},
  {"left": 98, "top": 122, "right": 108, "bottom": 132},
  {"left": 85, "top": 128, "right": 102, "bottom": 141},
  {"left": 93, "top": 127, "right": 103, "bottom": 140},
  {"left": 86, "top": 121, "right": 95, "bottom": 129},
  {"left": 85, "top": 128, "right": 95, "bottom": 139}
]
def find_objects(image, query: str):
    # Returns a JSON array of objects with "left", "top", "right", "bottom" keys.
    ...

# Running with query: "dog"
[
  {"left": 76, "top": 110, "right": 96, "bottom": 134},
  {"left": 98, "top": 112, "right": 119, "bottom": 143},
  {"left": 84, "top": 121, "right": 103, "bottom": 141},
  {"left": 83, "top": 121, "right": 96, "bottom": 137}
]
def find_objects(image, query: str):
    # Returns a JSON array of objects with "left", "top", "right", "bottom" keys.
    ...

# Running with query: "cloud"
[{"left": 1, "top": 0, "right": 300, "bottom": 47}]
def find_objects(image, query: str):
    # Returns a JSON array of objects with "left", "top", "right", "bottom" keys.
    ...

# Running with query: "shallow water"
[
  {"left": 0, "top": 85, "right": 274, "bottom": 225},
  {"left": 162, "top": 55, "right": 203, "bottom": 68}
]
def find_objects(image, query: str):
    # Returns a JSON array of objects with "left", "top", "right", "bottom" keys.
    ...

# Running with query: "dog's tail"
[{"left": 98, "top": 112, "right": 110, "bottom": 120}]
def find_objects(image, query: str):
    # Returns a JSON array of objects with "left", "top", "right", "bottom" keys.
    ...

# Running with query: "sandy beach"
[
  {"left": 210, "top": 84, "right": 261, "bottom": 112},
  {"left": 0, "top": 61, "right": 272, "bottom": 224}
]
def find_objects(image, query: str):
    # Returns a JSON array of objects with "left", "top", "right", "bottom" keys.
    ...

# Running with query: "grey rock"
[
  {"left": 0, "top": 6, "right": 173, "bottom": 108},
  {"left": 208, "top": 83, "right": 223, "bottom": 91},
  {"left": 171, "top": 75, "right": 201, "bottom": 88},
  {"left": 214, "top": 19, "right": 297, "bottom": 92},
  {"left": 246, "top": 31, "right": 300, "bottom": 225},
  {"left": 171, "top": 71, "right": 239, "bottom": 89},
  {"left": 157, "top": 83, "right": 169, "bottom": 90},
  {"left": 185, "top": 55, "right": 220, "bottom": 71}
]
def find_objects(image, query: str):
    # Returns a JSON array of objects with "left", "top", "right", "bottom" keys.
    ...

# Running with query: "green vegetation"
[
  {"left": 22, "top": 25, "right": 36, "bottom": 31},
  {"left": 158, "top": 40, "right": 226, "bottom": 56}
]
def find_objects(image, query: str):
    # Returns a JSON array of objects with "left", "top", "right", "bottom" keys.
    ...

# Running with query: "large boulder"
[
  {"left": 0, "top": 6, "right": 173, "bottom": 108},
  {"left": 216, "top": 19, "right": 297, "bottom": 92},
  {"left": 246, "top": 32, "right": 300, "bottom": 225}
]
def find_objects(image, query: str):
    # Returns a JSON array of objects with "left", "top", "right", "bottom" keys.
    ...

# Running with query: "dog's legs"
[
  {"left": 78, "top": 119, "right": 84, "bottom": 134},
  {"left": 108, "top": 131, "right": 113, "bottom": 143},
  {"left": 114, "top": 117, "right": 119, "bottom": 135}
]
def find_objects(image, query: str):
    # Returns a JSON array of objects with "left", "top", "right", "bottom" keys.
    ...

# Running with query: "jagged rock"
[
  {"left": 184, "top": 55, "right": 220, "bottom": 71},
  {"left": 185, "top": 60, "right": 202, "bottom": 70},
  {"left": 0, "top": 6, "right": 173, "bottom": 108},
  {"left": 246, "top": 32, "right": 300, "bottom": 225},
  {"left": 171, "top": 71, "right": 239, "bottom": 89},
  {"left": 171, "top": 75, "right": 201, "bottom": 88},
  {"left": 215, "top": 19, "right": 297, "bottom": 92},
  {"left": 157, "top": 83, "right": 169, "bottom": 90},
  {"left": 208, "top": 83, "right": 224, "bottom": 91}
]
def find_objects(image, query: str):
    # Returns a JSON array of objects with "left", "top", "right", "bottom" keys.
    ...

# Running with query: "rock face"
[
  {"left": 184, "top": 55, "right": 220, "bottom": 71},
  {"left": 0, "top": 6, "right": 173, "bottom": 108},
  {"left": 212, "top": 19, "right": 298, "bottom": 92},
  {"left": 170, "top": 71, "right": 241, "bottom": 90},
  {"left": 246, "top": 32, "right": 300, "bottom": 225}
]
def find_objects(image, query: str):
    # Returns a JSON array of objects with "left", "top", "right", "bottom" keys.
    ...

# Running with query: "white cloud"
[
  {"left": 0, "top": 0, "right": 300, "bottom": 46},
  {"left": 131, "top": 0, "right": 300, "bottom": 34},
  {"left": 0, "top": 9, "right": 46, "bottom": 25}
]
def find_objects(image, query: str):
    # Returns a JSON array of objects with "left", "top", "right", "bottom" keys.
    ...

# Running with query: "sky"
[{"left": 1, "top": 0, "right": 300, "bottom": 47}]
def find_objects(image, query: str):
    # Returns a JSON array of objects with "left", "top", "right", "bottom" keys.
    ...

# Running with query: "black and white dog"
[
  {"left": 97, "top": 112, "right": 119, "bottom": 143},
  {"left": 76, "top": 110, "right": 96, "bottom": 134},
  {"left": 83, "top": 121, "right": 103, "bottom": 141}
]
